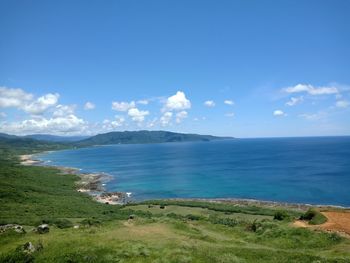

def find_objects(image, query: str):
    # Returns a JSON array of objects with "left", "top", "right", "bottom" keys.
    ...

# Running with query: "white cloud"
[
  {"left": 160, "top": 111, "right": 173, "bottom": 126},
  {"left": 0, "top": 114, "right": 86, "bottom": 135},
  {"left": 224, "top": 100, "right": 234, "bottom": 105},
  {"left": 175, "top": 111, "right": 188, "bottom": 123},
  {"left": 137, "top": 99, "right": 149, "bottom": 105},
  {"left": 283, "top": 84, "right": 338, "bottom": 95},
  {"left": 286, "top": 96, "right": 303, "bottom": 106},
  {"left": 0, "top": 87, "right": 59, "bottom": 115},
  {"left": 163, "top": 91, "right": 191, "bottom": 112},
  {"left": 0, "top": 87, "right": 33, "bottom": 108},
  {"left": 204, "top": 100, "right": 215, "bottom": 107},
  {"left": 112, "top": 101, "right": 136, "bottom": 112},
  {"left": 273, "top": 110, "right": 285, "bottom": 117},
  {"left": 22, "top": 93, "right": 59, "bottom": 115},
  {"left": 53, "top": 104, "right": 76, "bottom": 117},
  {"left": 225, "top": 112, "right": 235, "bottom": 117},
  {"left": 127, "top": 107, "right": 149, "bottom": 122},
  {"left": 102, "top": 116, "right": 125, "bottom": 130},
  {"left": 84, "top": 102, "right": 95, "bottom": 110},
  {"left": 335, "top": 100, "right": 349, "bottom": 108}
]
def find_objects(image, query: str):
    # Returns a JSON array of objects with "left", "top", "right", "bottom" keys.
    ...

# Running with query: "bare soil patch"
[{"left": 293, "top": 211, "right": 350, "bottom": 237}]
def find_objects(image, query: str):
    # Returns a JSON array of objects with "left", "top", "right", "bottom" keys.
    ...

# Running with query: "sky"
[{"left": 0, "top": 0, "right": 349, "bottom": 138}]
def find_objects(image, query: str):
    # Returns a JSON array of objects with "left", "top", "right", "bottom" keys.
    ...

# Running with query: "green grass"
[
  {"left": 123, "top": 204, "right": 273, "bottom": 221},
  {"left": 1, "top": 143, "right": 350, "bottom": 262}
]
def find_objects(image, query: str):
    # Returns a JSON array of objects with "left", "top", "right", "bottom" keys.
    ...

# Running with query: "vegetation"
[
  {"left": 300, "top": 208, "right": 328, "bottom": 225},
  {"left": 0, "top": 138, "right": 349, "bottom": 262},
  {"left": 74, "top": 130, "right": 232, "bottom": 146}
]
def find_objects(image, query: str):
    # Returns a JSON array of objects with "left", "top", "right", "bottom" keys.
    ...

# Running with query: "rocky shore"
[{"left": 19, "top": 154, "right": 130, "bottom": 205}]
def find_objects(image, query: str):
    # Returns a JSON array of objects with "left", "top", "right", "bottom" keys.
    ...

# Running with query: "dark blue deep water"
[{"left": 36, "top": 137, "right": 350, "bottom": 206}]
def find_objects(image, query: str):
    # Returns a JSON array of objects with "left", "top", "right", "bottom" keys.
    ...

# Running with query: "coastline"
[
  {"left": 18, "top": 153, "right": 350, "bottom": 210},
  {"left": 19, "top": 153, "right": 130, "bottom": 205}
]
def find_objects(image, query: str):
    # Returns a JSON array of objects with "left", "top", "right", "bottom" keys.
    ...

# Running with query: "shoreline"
[
  {"left": 19, "top": 154, "right": 130, "bottom": 205},
  {"left": 19, "top": 153, "right": 350, "bottom": 210}
]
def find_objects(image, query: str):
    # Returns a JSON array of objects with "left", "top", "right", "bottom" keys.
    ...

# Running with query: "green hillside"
[{"left": 75, "top": 130, "right": 232, "bottom": 146}]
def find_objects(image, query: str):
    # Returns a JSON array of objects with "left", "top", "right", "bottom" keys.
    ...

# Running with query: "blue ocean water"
[{"left": 36, "top": 137, "right": 350, "bottom": 206}]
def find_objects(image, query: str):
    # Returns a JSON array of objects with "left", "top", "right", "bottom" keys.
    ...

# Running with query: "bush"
[
  {"left": 54, "top": 219, "right": 73, "bottom": 229},
  {"left": 185, "top": 214, "right": 202, "bottom": 221},
  {"left": 246, "top": 220, "right": 261, "bottom": 232},
  {"left": 300, "top": 209, "right": 327, "bottom": 225},
  {"left": 166, "top": 213, "right": 182, "bottom": 219},
  {"left": 273, "top": 210, "right": 289, "bottom": 221},
  {"left": 80, "top": 218, "right": 102, "bottom": 227},
  {"left": 0, "top": 250, "right": 34, "bottom": 263}
]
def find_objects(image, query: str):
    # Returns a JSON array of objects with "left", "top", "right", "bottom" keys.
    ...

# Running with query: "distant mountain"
[
  {"left": 0, "top": 133, "right": 19, "bottom": 139},
  {"left": 0, "top": 133, "right": 68, "bottom": 154},
  {"left": 25, "top": 134, "right": 90, "bottom": 142},
  {"left": 75, "top": 130, "right": 233, "bottom": 146}
]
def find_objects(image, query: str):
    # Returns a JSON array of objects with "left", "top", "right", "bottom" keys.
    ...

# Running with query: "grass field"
[{"left": 1, "top": 146, "right": 350, "bottom": 262}]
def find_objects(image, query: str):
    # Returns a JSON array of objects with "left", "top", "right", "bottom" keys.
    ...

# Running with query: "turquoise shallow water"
[{"left": 36, "top": 137, "right": 350, "bottom": 206}]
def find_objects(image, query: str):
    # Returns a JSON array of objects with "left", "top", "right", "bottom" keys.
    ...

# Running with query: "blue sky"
[{"left": 0, "top": 0, "right": 349, "bottom": 137}]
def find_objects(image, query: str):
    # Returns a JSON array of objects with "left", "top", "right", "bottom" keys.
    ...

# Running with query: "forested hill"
[
  {"left": 74, "top": 130, "right": 233, "bottom": 146},
  {"left": 0, "top": 130, "right": 233, "bottom": 151}
]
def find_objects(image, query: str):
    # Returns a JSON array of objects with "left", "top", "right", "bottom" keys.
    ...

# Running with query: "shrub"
[
  {"left": 54, "top": 219, "right": 73, "bottom": 229},
  {"left": 273, "top": 210, "right": 289, "bottom": 221},
  {"left": 166, "top": 213, "right": 182, "bottom": 219},
  {"left": 185, "top": 214, "right": 202, "bottom": 221},
  {"left": 80, "top": 218, "right": 102, "bottom": 227},
  {"left": 246, "top": 220, "right": 261, "bottom": 232},
  {"left": 300, "top": 209, "right": 327, "bottom": 225}
]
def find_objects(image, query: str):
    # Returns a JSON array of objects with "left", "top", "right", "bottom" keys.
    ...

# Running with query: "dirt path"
[{"left": 293, "top": 211, "right": 350, "bottom": 237}]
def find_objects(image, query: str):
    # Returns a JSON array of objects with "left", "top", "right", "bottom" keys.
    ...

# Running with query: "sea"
[{"left": 35, "top": 137, "right": 350, "bottom": 207}]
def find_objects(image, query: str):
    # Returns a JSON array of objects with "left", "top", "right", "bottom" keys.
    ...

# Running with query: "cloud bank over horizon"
[{"left": 0, "top": 82, "right": 349, "bottom": 137}]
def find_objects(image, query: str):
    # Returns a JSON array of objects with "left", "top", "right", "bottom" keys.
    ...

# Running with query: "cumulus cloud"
[
  {"left": 175, "top": 111, "right": 188, "bottom": 123},
  {"left": 283, "top": 84, "right": 338, "bottom": 95},
  {"left": 225, "top": 112, "right": 235, "bottom": 117},
  {"left": 102, "top": 116, "right": 125, "bottom": 130},
  {"left": 84, "top": 102, "right": 95, "bottom": 110},
  {"left": 53, "top": 104, "right": 76, "bottom": 117},
  {"left": 336, "top": 100, "right": 349, "bottom": 108},
  {"left": 127, "top": 107, "right": 149, "bottom": 122},
  {"left": 0, "top": 87, "right": 59, "bottom": 115},
  {"left": 22, "top": 93, "right": 59, "bottom": 115},
  {"left": 286, "top": 96, "right": 303, "bottom": 106},
  {"left": 0, "top": 114, "right": 86, "bottom": 135},
  {"left": 224, "top": 100, "right": 234, "bottom": 105},
  {"left": 163, "top": 91, "right": 191, "bottom": 112},
  {"left": 273, "top": 110, "right": 285, "bottom": 117},
  {"left": 0, "top": 87, "right": 33, "bottom": 108},
  {"left": 204, "top": 100, "right": 215, "bottom": 107},
  {"left": 112, "top": 101, "right": 136, "bottom": 112},
  {"left": 160, "top": 111, "right": 173, "bottom": 126}
]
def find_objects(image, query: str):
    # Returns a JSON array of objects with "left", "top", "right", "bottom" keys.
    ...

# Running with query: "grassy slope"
[{"left": 1, "top": 145, "right": 350, "bottom": 262}]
